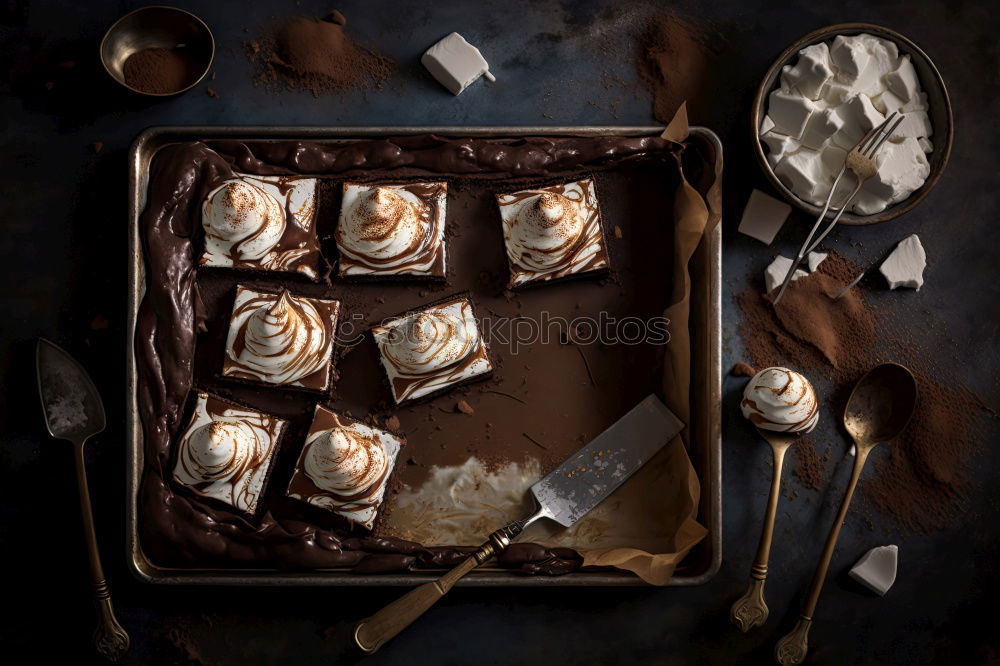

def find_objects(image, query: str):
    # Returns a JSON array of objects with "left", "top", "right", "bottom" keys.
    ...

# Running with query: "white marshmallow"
[
  {"left": 886, "top": 55, "right": 920, "bottom": 101},
  {"left": 764, "top": 255, "right": 808, "bottom": 293},
  {"left": 830, "top": 35, "right": 871, "bottom": 82},
  {"left": 799, "top": 108, "right": 844, "bottom": 150},
  {"left": 738, "top": 189, "right": 792, "bottom": 245},
  {"left": 768, "top": 89, "right": 815, "bottom": 138},
  {"left": 762, "top": 131, "right": 802, "bottom": 167},
  {"left": 890, "top": 110, "right": 933, "bottom": 141},
  {"left": 918, "top": 137, "right": 934, "bottom": 153},
  {"left": 880, "top": 234, "right": 926, "bottom": 290},
  {"left": 421, "top": 32, "right": 495, "bottom": 96},
  {"left": 760, "top": 115, "right": 775, "bottom": 135},
  {"left": 781, "top": 42, "right": 834, "bottom": 100},
  {"left": 774, "top": 148, "right": 829, "bottom": 203},
  {"left": 849, "top": 545, "right": 898, "bottom": 596},
  {"left": 864, "top": 138, "right": 930, "bottom": 207},
  {"left": 807, "top": 251, "right": 828, "bottom": 272},
  {"left": 902, "top": 91, "right": 929, "bottom": 113},
  {"left": 871, "top": 89, "right": 906, "bottom": 115},
  {"left": 829, "top": 94, "right": 885, "bottom": 150}
]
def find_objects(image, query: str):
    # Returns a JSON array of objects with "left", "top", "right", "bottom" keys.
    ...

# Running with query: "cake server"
[
  {"left": 354, "top": 394, "right": 684, "bottom": 653},
  {"left": 36, "top": 339, "right": 130, "bottom": 661},
  {"left": 775, "top": 363, "right": 916, "bottom": 665}
]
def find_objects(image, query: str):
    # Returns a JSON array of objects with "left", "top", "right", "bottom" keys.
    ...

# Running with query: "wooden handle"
[{"left": 354, "top": 555, "right": 480, "bottom": 654}]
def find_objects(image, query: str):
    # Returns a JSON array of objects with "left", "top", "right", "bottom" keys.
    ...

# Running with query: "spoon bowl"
[{"left": 844, "top": 362, "right": 917, "bottom": 447}]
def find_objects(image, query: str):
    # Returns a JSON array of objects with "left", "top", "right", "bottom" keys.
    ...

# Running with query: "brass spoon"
[
  {"left": 730, "top": 429, "right": 798, "bottom": 631},
  {"left": 775, "top": 363, "right": 917, "bottom": 665},
  {"left": 36, "top": 339, "right": 130, "bottom": 661}
]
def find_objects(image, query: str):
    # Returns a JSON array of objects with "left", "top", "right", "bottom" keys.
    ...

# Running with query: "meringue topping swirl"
[
  {"left": 507, "top": 191, "right": 586, "bottom": 271},
  {"left": 302, "top": 424, "right": 390, "bottom": 510},
  {"left": 203, "top": 179, "right": 286, "bottom": 262},
  {"left": 336, "top": 183, "right": 446, "bottom": 276},
  {"left": 497, "top": 179, "right": 608, "bottom": 287},
  {"left": 173, "top": 395, "right": 280, "bottom": 513},
  {"left": 225, "top": 289, "right": 333, "bottom": 386},
  {"left": 373, "top": 298, "right": 492, "bottom": 403},
  {"left": 740, "top": 367, "right": 820, "bottom": 433}
]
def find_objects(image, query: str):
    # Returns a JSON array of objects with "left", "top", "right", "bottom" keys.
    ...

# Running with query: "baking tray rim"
[{"left": 125, "top": 125, "right": 723, "bottom": 587}]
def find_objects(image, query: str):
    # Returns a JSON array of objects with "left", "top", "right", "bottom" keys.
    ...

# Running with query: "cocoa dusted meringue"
[
  {"left": 336, "top": 182, "right": 447, "bottom": 278},
  {"left": 172, "top": 392, "right": 286, "bottom": 515},
  {"left": 201, "top": 174, "right": 321, "bottom": 279},
  {"left": 497, "top": 178, "right": 609, "bottom": 288},
  {"left": 372, "top": 296, "right": 492, "bottom": 403},
  {"left": 740, "top": 367, "right": 820, "bottom": 433},
  {"left": 223, "top": 286, "right": 340, "bottom": 391},
  {"left": 287, "top": 406, "right": 402, "bottom": 529}
]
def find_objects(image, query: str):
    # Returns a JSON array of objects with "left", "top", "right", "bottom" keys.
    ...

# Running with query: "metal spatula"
[{"left": 354, "top": 394, "right": 685, "bottom": 653}]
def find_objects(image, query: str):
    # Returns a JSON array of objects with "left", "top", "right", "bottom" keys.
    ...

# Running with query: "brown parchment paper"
[{"left": 578, "top": 104, "right": 721, "bottom": 584}]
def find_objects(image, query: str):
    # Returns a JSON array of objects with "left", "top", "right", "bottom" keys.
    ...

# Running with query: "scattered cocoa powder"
[
  {"left": 122, "top": 47, "right": 200, "bottom": 94},
  {"left": 792, "top": 441, "right": 825, "bottom": 491},
  {"left": 737, "top": 251, "right": 988, "bottom": 533},
  {"left": 245, "top": 13, "right": 393, "bottom": 96},
  {"left": 636, "top": 14, "right": 712, "bottom": 123}
]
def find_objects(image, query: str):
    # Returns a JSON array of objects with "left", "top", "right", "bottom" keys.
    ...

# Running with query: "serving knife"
[
  {"left": 36, "top": 339, "right": 130, "bottom": 661},
  {"left": 354, "top": 394, "right": 684, "bottom": 653}
]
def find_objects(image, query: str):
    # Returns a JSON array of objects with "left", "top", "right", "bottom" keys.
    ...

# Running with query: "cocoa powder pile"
[
  {"left": 246, "top": 12, "right": 393, "bottom": 96},
  {"left": 635, "top": 14, "right": 714, "bottom": 123},
  {"left": 738, "top": 252, "right": 988, "bottom": 533},
  {"left": 122, "top": 47, "right": 200, "bottom": 94}
]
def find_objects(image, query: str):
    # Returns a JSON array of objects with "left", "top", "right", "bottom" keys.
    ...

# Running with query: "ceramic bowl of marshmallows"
[{"left": 752, "top": 23, "right": 953, "bottom": 225}]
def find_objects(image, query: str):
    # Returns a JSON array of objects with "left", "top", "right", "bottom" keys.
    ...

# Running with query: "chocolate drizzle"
[{"left": 137, "top": 134, "right": 685, "bottom": 573}]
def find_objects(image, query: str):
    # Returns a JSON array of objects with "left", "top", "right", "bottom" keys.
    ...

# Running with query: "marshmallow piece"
[
  {"left": 902, "top": 91, "right": 928, "bottom": 113},
  {"left": 823, "top": 79, "right": 854, "bottom": 106},
  {"left": 918, "top": 137, "right": 934, "bottom": 153},
  {"left": 774, "top": 147, "right": 830, "bottom": 203},
  {"left": 760, "top": 115, "right": 775, "bottom": 135},
  {"left": 765, "top": 255, "right": 808, "bottom": 294},
  {"left": 421, "top": 32, "right": 495, "bottom": 96},
  {"left": 849, "top": 545, "right": 898, "bottom": 596},
  {"left": 886, "top": 55, "right": 920, "bottom": 101},
  {"left": 738, "top": 189, "right": 792, "bottom": 245},
  {"left": 866, "top": 36, "right": 901, "bottom": 74},
  {"left": 830, "top": 94, "right": 885, "bottom": 150},
  {"left": 890, "top": 110, "right": 933, "bottom": 141},
  {"left": 830, "top": 35, "right": 872, "bottom": 82},
  {"left": 799, "top": 108, "right": 845, "bottom": 150},
  {"left": 863, "top": 138, "right": 930, "bottom": 206},
  {"left": 768, "top": 89, "right": 815, "bottom": 138},
  {"left": 782, "top": 42, "right": 834, "bottom": 100},
  {"left": 880, "top": 234, "right": 926, "bottom": 290},
  {"left": 807, "top": 251, "right": 828, "bottom": 272},
  {"left": 761, "top": 131, "right": 802, "bottom": 167},
  {"left": 871, "top": 89, "right": 906, "bottom": 115}
]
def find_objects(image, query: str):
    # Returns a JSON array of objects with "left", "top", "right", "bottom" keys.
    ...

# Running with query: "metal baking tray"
[{"left": 126, "top": 126, "right": 722, "bottom": 586}]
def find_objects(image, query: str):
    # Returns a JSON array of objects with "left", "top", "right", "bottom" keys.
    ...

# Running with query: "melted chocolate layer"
[{"left": 137, "top": 134, "right": 690, "bottom": 573}]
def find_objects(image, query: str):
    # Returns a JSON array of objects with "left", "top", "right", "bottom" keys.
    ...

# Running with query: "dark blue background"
[{"left": 2, "top": 1, "right": 997, "bottom": 664}]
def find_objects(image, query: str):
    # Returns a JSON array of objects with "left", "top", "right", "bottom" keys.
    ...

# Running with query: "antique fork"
[{"left": 772, "top": 112, "right": 904, "bottom": 305}]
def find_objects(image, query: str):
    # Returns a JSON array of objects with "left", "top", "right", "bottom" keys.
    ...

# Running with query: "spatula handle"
[{"left": 354, "top": 520, "right": 525, "bottom": 654}]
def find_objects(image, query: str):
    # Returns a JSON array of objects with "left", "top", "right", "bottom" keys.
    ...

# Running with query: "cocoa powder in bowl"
[{"left": 122, "top": 47, "right": 201, "bottom": 95}]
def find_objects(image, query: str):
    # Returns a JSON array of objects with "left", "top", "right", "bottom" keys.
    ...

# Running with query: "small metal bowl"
[
  {"left": 751, "top": 23, "right": 953, "bottom": 225},
  {"left": 100, "top": 6, "right": 214, "bottom": 97}
]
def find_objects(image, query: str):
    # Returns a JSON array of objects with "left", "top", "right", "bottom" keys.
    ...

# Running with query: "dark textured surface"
[{"left": 1, "top": 1, "right": 997, "bottom": 664}]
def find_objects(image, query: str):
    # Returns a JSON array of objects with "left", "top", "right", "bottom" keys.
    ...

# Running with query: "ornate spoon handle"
[
  {"left": 775, "top": 445, "right": 871, "bottom": 665},
  {"left": 74, "top": 442, "right": 129, "bottom": 661},
  {"left": 731, "top": 437, "right": 792, "bottom": 632}
]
